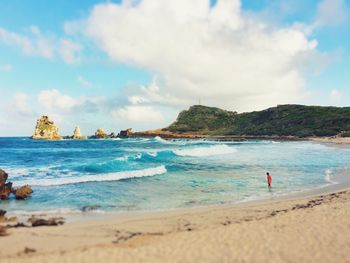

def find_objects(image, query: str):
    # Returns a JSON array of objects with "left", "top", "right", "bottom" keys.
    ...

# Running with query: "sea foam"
[
  {"left": 324, "top": 169, "right": 336, "bottom": 184},
  {"left": 173, "top": 144, "right": 237, "bottom": 157},
  {"left": 18, "top": 165, "right": 167, "bottom": 186}
]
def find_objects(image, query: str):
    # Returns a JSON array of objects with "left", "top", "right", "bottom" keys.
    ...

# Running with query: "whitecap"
[
  {"left": 173, "top": 145, "right": 237, "bottom": 157},
  {"left": 146, "top": 151, "right": 158, "bottom": 157},
  {"left": 15, "top": 165, "right": 167, "bottom": 186},
  {"left": 154, "top": 136, "right": 169, "bottom": 143}
]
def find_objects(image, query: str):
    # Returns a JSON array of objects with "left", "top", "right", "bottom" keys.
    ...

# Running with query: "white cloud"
[
  {"left": 77, "top": 75, "right": 93, "bottom": 88},
  {"left": 112, "top": 105, "right": 163, "bottom": 122},
  {"left": 59, "top": 39, "right": 82, "bottom": 64},
  {"left": 12, "top": 92, "right": 35, "bottom": 116},
  {"left": 0, "top": 64, "right": 12, "bottom": 72},
  {"left": 0, "top": 26, "right": 81, "bottom": 64},
  {"left": 0, "top": 27, "right": 33, "bottom": 55},
  {"left": 37, "top": 89, "right": 77, "bottom": 112},
  {"left": 316, "top": 0, "right": 348, "bottom": 27},
  {"left": 82, "top": 0, "right": 320, "bottom": 112}
]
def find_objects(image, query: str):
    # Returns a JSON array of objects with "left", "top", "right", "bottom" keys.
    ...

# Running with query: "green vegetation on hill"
[
  {"left": 166, "top": 105, "right": 350, "bottom": 137},
  {"left": 166, "top": 105, "right": 237, "bottom": 135}
]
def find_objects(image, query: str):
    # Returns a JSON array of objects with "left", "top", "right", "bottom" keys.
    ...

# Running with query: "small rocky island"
[
  {"left": 32, "top": 116, "right": 61, "bottom": 140},
  {"left": 72, "top": 126, "right": 87, "bottom": 140},
  {"left": 31, "top": 115, "right": 134, "bottom": 140}
]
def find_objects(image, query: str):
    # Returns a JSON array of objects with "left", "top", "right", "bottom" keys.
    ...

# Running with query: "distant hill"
[{"left": 165, "top": 105, "right": 350, "bottom": 137}]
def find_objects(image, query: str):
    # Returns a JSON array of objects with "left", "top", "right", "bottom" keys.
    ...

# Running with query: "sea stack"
[
  {"left": 72, "top": 126, "right": 87, "bottom": 140},
  {"left": 94, "top": 128, "right": 109, "bottom": 139},
  {"left": 32, "top": 116, "right": 61, "bottom": 140}
]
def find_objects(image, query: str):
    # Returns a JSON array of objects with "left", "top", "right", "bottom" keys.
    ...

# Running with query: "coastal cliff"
[{"left": 32, "top": 116, "right": 61, "bottom": 140}]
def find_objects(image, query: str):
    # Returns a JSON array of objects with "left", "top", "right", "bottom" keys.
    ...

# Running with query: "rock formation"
[
  {"left": 0, "top": 169, "right": 12, "bottom": 200},
  {"left": 118, "top": 128, "right": 133, "bottom": 138},
  {"left": 94, "top": 128, "right": 109, "bottom": 139},
  {"left": 72, "top": 126, "right": 87, "bottom": 140},
  {"left": 0, "top": 168, "right": 33, "bottom": 200},
  {"left": 0, "top": 168, "right": 8, "bottom": 187},
  {"left": 32, "top": 116, "right": 61, "bottom": 140},
  {"left": 13, "top": 185, "right": 33, "bottom": 200}
]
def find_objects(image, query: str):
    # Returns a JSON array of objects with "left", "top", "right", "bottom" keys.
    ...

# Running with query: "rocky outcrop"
[
  {"left": 13, "top": 185, "right": 33, "bottom": 200},
  {"left": 0, "top": 169, "right": 8, "bottom": 187},
  {"left": 32, "top": 116, "right": 61, "bottom": 140},
  {"left": 118, "top": 128, "right": 133, "bottom": 138},
  {"left": 94, "top": 128, "right": 109, "bottom": 139},
  {"left": 0, "top": 182, "right": 12, "bottom": 200},
  {"left": 0, "top": 169, "right": 33, "bottom": 200},
  {"left": 72, "top": 126, "right": 87, "bottom": 140},
  {"left": 0, "top": 169, "right": 12, "bottom": 200}
]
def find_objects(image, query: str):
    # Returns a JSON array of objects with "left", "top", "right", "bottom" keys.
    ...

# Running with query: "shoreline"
[
  {"left": 1, "top": 186, "right": 350, "bottom": 262},
  {"left": 2, "top": 134, "right": 350, "bottom": 143},
  {"left": 1, "top": 139, "right": 350, "bottom": 262},
  {"left": 4, "top": 155, "right": 350, "bottom": 224}
]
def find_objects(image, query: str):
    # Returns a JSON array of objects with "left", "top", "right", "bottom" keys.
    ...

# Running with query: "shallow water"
[{"left": 1, "top": 137, "right": 350, "bottom": 214}]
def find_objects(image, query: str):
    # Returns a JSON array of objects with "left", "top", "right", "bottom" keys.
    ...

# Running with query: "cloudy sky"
[{"left": 0, "top": 0, "right": 349, "bottom": 136}]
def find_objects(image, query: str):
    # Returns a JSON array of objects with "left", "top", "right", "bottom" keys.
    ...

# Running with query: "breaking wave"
[
  {"left": 20, "top": 165, "right": 167, "bottom": 186},
  {"left": 173, "top": 145, "right": 237, "bottom": 157}
]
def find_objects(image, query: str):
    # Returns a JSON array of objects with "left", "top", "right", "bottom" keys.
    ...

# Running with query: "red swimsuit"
[{"left": 267, "top": 175, "right": 272, "bottom": 187}]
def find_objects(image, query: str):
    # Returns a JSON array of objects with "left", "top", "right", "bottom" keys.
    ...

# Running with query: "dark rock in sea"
[
  {"left": 0, "top": 169, "right": 33, "bottom": 200},
  {"left": 0, "top": 182, "right": 12, "bottom": 200},
  {"left": 0, "top": 169, "right": 12, "bottom": 199},
  {"left": 13, "top": 185, "right": 33, "bottom": 200},
  {"left": 109, "top": 132, "right": 117, "bottom": 138},
  {"left": 118, "top": 128, "right": 133, "bottom": 138},
  {"left": 81, "top": 205, "right": 101, "bottom": 212},
  {"left": 0, "top": 169, "right": 8, "bottom": 187},
  {"left": 30, "top": 217, "right": 65, "bottom": 227}
]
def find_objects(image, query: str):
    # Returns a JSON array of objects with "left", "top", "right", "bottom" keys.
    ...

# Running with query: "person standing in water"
[{"left": 267, "top": 172, "right": 272, "bottom": 188}]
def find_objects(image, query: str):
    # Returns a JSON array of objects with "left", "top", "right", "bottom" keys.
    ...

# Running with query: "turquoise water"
[{"left": 0, "top": 137, "right": 350, "bottom": 214}]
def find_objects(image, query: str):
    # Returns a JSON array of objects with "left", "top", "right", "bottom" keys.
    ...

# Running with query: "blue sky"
[{"left": 0, "top": 0, "right": 349, "bottom": 136}]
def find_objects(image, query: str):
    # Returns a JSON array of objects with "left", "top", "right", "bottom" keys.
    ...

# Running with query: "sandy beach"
[{"left": 1, "top": 182, "right": 350, "bottom": 263}]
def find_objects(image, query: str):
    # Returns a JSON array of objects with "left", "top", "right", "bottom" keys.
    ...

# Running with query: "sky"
[{"left": 0, "top": 0, "right": 350, "bottom": 136}]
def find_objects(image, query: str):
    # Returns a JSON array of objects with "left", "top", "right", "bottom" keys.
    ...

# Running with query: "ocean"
[{"left": 1, "top": 137, "right": 349, "bottom": 214}]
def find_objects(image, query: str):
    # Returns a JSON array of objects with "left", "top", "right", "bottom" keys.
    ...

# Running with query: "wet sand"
[{"left": 1, "top": 184, "right": 350, "bottom": 263}]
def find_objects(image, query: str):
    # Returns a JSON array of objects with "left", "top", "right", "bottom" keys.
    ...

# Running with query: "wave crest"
[
  {"left": 18, "top": 165, "right": 167, "bottom": 186},
  {"left": 173, "top": 145, "right": 236, "bottom": 157}
]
